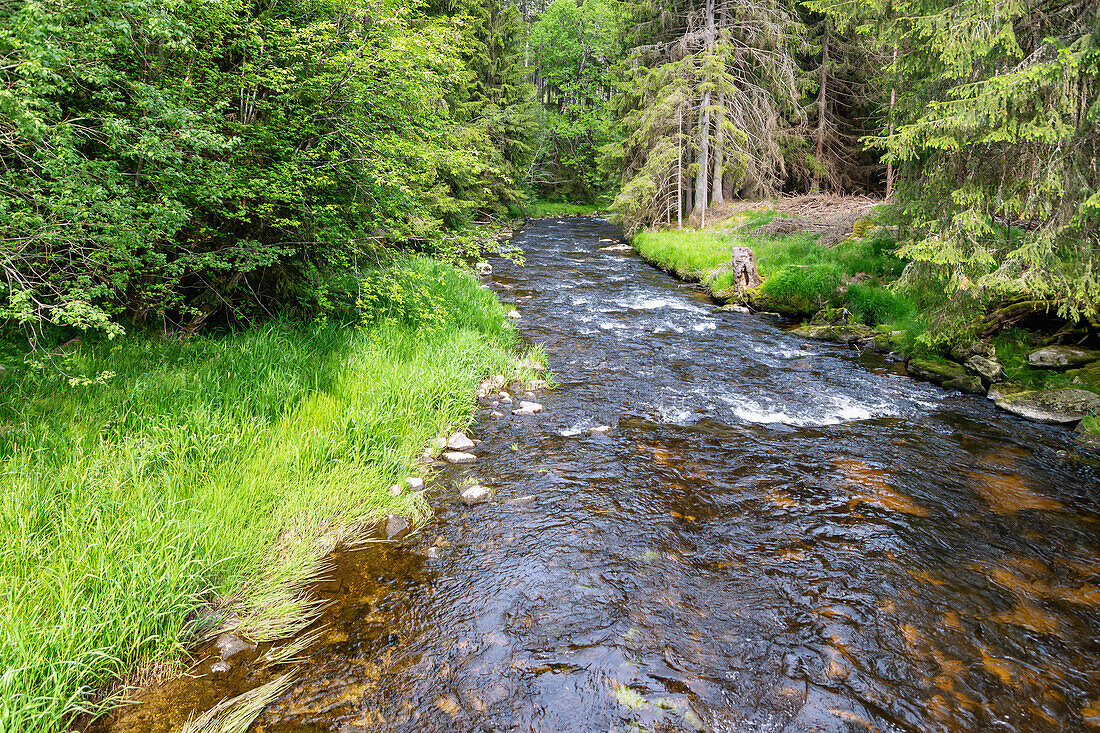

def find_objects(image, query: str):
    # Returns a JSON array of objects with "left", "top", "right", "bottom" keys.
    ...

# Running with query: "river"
[{"left": 100, "top": 217, "right": 1100, "bottom": 732}]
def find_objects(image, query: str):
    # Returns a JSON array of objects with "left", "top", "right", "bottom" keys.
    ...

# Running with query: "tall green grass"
[
  {"left": 0, "top": 256, "right": 531, "bottom": 731},
  {"left": 526, "top": 200, "right": 605, "bottom": 218},
  {"left": 632, "top": 218, "right": 914, "bottom": 327}
]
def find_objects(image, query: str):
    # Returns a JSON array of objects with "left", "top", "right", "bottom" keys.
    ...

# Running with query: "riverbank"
[
  {"left": 0, "top": 255, "right": 540, "bottom": 731},
  {"left": 630, "top": 200, "right": 1100, "bottom": 442}
]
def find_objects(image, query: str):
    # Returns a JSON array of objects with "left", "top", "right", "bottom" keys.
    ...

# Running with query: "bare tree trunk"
[
  {"left": 711, "top": 92, "right": 724, "bottom": 205},
  {"left": 678, "top": 105, "right": 683, "bottom": 230},
  {"left": 693, "top": 0, "right": 716, "bottom": 223},
  {"left": 814, "top": 20, "right": 829, "bottom": 192},
  {"left": 886, "top": 44, "right": 898, "bottom": 199},
  {"left": 694, "top": 89, "right": 711, "bottom": 219}
]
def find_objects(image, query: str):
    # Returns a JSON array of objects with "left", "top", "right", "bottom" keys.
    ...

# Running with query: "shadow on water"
[{"left": 94, "top": 218, "right": 1100, "bottom": 733}]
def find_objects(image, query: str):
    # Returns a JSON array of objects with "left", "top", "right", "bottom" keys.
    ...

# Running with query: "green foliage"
[
  {"left": 0, "top": 257, "right": 535, "bottom": 731},
  {"left": 0, "top": 0, "right": 531, "bottom": 336},
  {"left": 526, "top": 0, "right": 625, "bottom": 201}
]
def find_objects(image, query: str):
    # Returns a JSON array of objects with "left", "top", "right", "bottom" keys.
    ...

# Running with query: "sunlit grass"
[
  {"left": 526, "top": 200, "right": 605, "bottom": 218},
  {"left": 0, "top": 255, "right": 534, "bottom": 731},
  {"left": 632, "top": 219, "right": 913, "bottom": 327}
]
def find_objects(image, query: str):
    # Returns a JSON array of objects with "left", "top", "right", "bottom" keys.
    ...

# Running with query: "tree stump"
[{"left": 730, "top": 247, "right": 761, "bottom": 294}]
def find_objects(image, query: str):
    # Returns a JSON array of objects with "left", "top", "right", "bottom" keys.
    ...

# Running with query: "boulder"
[
  {"left": 964, "top": 355, "right": 1006, "bottom": 384},
  {"left": 442, "top": 451, "right": 477, "bottom": 464},
  {"left": 447, "top": 431, "right": 475, "bottom": 451},
  {"left": 512, "top": 401, "right": 544, "bottom": 415},
  {"left": 950, "top": 340, "right": 995, "bottom": 363},
  {"left": 906, "top": 358, "right": 968, "bottom": 386},
  {"left": 1027, "top": 346, "right": 1100, "bottom": 369},
  {"left": 792, "top": 323, "right": 873, "bottom": 345},
  {"left": 943, "top": 375, "right": 986, "bottom": 394},
  {"left": 994, "top": 388, "right": 1100, "bottom": 424},
  {"left": 459, "top": 485, "right": 492, "bottom": 506}
]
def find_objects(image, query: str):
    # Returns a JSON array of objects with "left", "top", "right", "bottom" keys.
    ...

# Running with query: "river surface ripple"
[{"left": 106, "top": 218, "right": 1100, "bottom": 733}]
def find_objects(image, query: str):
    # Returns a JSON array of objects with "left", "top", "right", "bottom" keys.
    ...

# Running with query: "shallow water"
[{"left": 98, "top": 218, "right": 1100, "bottom": 733}]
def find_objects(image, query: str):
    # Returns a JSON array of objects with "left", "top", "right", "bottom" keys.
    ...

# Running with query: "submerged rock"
[
  {"left": 505, "top": 495, "right": 537, "bottom": 506},
  {"left": 215, "top": 633, "right": 255, "bottom": 660},
  {"left": 386, "top": 514, "right": 410, "bottom": 540},
  {"left": 964, "top": 355, "right": 1006, "bottom": 384},
  {"left": 1027, "top": 346, "right": 1100, "bottom": 369},
  {"left": 447, "top": 431, "right": 475, "bottom": 451},
  {"left": 994, "top": 388, "right": 1100, "bottom": 424},
  {"left": 459, "top": 485, "right": 492, "bottom": 506},
  {"left": 906, "top": 358, "right": 968, "bottom": 385},
  {"left": 442, "top": 451, "right": 477, "bottom": 464}
]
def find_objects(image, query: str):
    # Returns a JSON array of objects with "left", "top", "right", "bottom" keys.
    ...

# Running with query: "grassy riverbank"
[
  {"left": 633, "top": 211, "right": 916, "bottom": 328},
  {"left": 630, "top": 208, "right": 1100, "bottom": 422},
  {"left": 0, "top": 256, "right": 533, "bottom": 731}
]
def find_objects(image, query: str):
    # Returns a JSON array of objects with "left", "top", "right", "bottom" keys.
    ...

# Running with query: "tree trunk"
[
  {"left": 694, "top": 89, "right": 711, "bottom": 219},
  {"left": 814, "top": 21, "right": 829, "bottom": 191},
  {"left": 730, "top": 247, "right": 761, "bottom": 294},
  {"left": 711, "top": 92, "right": 724, "bottom": 205},
  {"left": 677, "top": 105, "right": 683, "bottom": 230},
  {"left": 886, "top": 45, "right": 898, "bottom": 199}
]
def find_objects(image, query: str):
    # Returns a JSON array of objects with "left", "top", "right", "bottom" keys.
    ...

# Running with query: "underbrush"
[{"left": 0, "top": 255, "right": 533, "bottom": 731}]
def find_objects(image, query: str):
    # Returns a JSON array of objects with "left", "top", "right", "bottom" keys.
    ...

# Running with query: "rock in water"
[
  {"left": 943, "top": 375, "right": 986, "bottom": 394},
  {"left": 906, "top": 358, "right": 968, "bottom": 385},
  {"left": 386, "top": 514, "right": 410, "bottom": 540},
  {"left": 964, "top": 355, "right": 1006, "bottom": 384},
  {"left": 994, "top": 388, "right": 1100, "bottom": 424},
  {"left": 215, "top": 633, "right": 255, "bottom": 660},
  {"left": 460, "top": 485, "right": 491, "bottom": 506},
  {"left": 442, "top": 451, "right": 477, "bottom": 464},
  {"left": 447, "top": 431, "right": 475, "bottom": 451},
  {"left": 506, "top": 309, "right": 521, "bottom": 320},
  {"left": 1027, "top": 346, "right": 1100, "bottom": 369},
  {"left": 729, "top": 247, "right": 761, "bottom": 294},
  {"left": 475, "top": 261, "right": 492, "bottom": 277},
  {"left": 512, "top": 401, "right": 544, "bottom": 415}
]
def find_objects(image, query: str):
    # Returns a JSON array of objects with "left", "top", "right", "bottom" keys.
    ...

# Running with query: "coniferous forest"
[
  {"left": 1, "top": 0, "right": 1099, "bottom": 729},
  {"left": 2, "top": 0, "right": 1096, "bottom": 336}
]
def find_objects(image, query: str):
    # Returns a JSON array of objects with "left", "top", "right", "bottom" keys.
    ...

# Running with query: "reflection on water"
[{"left": 93, "top": 218, "right": 1100, "bottom": 733}]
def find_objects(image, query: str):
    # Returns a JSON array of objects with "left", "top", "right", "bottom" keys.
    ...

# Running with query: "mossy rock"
[
  {"left": 994, "top": 388, "right": 1100, "bottom": 424},
  {"left": 1065, "top": 361, "right": 1100, "bottom": 387},
  {"left": 792, "top": 322, "right": 873, "bottom": 345},
  {"left": 906, "top": 358, "right": 968, "bottom": 385},
  {"left": 943, "top": 375, "right": 986, "bottom": 394},
  {"left": 1027, "top": 346, "right": 1100, "bottom": 369}
]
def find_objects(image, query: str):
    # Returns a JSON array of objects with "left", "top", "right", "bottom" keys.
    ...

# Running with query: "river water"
[{"left": 100, "top": 218, "right": 1099, "bottom": 733}]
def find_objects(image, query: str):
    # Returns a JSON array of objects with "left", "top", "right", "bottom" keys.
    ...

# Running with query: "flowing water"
[{"left": 99, "top": 218, "right": 1100, "bottom": 733}]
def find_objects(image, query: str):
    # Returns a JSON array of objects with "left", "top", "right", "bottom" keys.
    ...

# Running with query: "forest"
[
  {"left": 1, "top": 0, "right": 1096, "bottom": 340},
  {"left": 1, "top": 0, "right": 1098, "bottom": 729}
]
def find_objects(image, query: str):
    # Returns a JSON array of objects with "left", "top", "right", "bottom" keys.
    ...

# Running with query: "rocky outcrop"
[
  {"left": 994, "top": 388, "right": 1100, "bottom": 424},
  {"left": 1027, "top": 346, "right": 1100, "bottom": 369}
]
